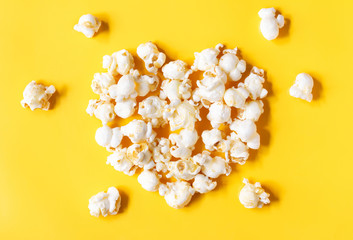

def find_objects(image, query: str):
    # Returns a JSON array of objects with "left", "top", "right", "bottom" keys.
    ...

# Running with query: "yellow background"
[{"left": 1, "top": 0, "right": 352, "bottom": 239}]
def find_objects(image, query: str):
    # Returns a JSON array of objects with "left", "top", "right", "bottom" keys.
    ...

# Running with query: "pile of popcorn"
[{"left": 87, "top": 41, "right": 269, "bottom": 211}]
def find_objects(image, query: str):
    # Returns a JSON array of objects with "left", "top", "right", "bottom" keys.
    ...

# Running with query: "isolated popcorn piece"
[
  {"left": 219, "top": 48, "right": 246, "bottom": 81},
  {"left": 238, "top": 100, "right": 264, "bottom": 122},
  {"left": 159, "top": 181, "right": 195, "bottom": 209},
  {"left": 224, "top": 132, "right": 249, "bottom": 165},
  {"left": 87, "top": 99, "right": 116, "bottom": 124},
  {"left": 207, "top": 102, "right": 231, "bottom": 128},
  {"left": 127, "top": 143, "right": 154, "bottom": 170},
  {"left": 164, "top": 101, "right": 200, "bottom": 131},
  {"left": 135, "top": 75, "right": 159, "bottom": 97},
  {"left": 160, "top": 79, "right": 192, "bottom": 103},
  {"left": 108, "top": 74, "right": 137, "bottom": 102},
  {"left": 138, "top": 170, "right": 161, "bottom": 192},
  {"left": 121, "top": 120, "right": 155, "bottom": 144},
  {"left": 224, "top": 86, "right": 249, "bottom": 108},
  {"left": 199, "top": 151, "right": 231, "bottom": 179},
  {"left": 241, "top": 67, "right": 268, "bottom": 100},
  {"left": 230, "top": 119, "right": 260, "bottom": 150},
  {"left": 21, "top": 81, "right": 56, "bottom": 111},
  {"left": 192, "top": 174, "right": 217, "bottom": 194},
  {"left": 166, "top": 159, "right": 201, "bottom": 180},
  {"left": 152, "top": 138, "right": 172, "bottom": 173},
  {"left": 91, "top": 73, "right": 115, "bottom": 100},
  {"left": 74, "top": 14, "right": 101, "bottom": 38},
  {"left": 169, "top": 129, "right": 199, "bottom": 159},
  {"left": 137, "top": 42, "right": 166, "bottom": 74},
  {"left": 289, "top": 73, "right": 314, "bottom": 102},
  {"left": 88, "top": 187, "right": 121, "bottom": 217},
  {"left": 103, "top": 50, "right": 135, "bottom": 76},
  {"left": 239, "top": 178, "right": 270, "bottom": 208},
  {"left": 162, "top": 60, "right": 192, "bottom": 80},
  {"left": 258, "top": 8, "right": 284, "bottom": 40},
  {"left": 192, "top": 44, "right": 223, "bottom": 71},
  {"left": 106, "top": 147, "right": 137, "bottom": 176},
  {"left": 95, "top": 125, "right": 123, "bottom": 151},
  {"left": 201, "top": 129, "right": 223, "bottom": 151}
]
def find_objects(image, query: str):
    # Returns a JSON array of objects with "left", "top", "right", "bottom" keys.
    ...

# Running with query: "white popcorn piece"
[
  {"left": 238, "top": 100, "right": 264, "bottom": 122},
  {"left": 74, "top": 14, "right": 101, "bottom": 38},
  {"left": 241, "top": 67, "right": 268, "bottom": 100},
  {"left": 138, "top": 96, "right": 167, "bottom": 127},
  {"left": 108, "top": 74, "right": 137, "bottom": 102},
  {"left": 159, "top": 181, "right": 195, "bottom": 209},
  {"left": 103, "top": 50, "right": 135, "bottom": 76},
  {"left": 127, "top": 143, "right": 154, "bottom": 170},
  {"left": 258, "top": 8, "right": 285, "bottom": 40},
  {"left": 95, "top": 125, "right": 123, "bottom": 151},
  {"left": 289, "top": 73, "right": 314, "bottom": 102},
  {"left": 88, "top": 187, "right": 121, "bottom": 217},
  {"left": 219, "top": 48, "right": 246, "bottom": 81},
  {"left": 201, "top": 129, "right": 222, "bottom": 151},
  {"left": 224, "top": 87, "right": 249, "bottom": 108},
  {"left": 91, "top": 73, "right": 115, "bottom": 100},
  {"left": 192, "top": 151, "right": 212, "bottom": 165},
  {"left": 207, "top": 102, "right": 231, "bottom": 128},
  {"left": 192, "top": 44, "right": 223, "bottom": 71},
  {"left": 114, "top": 98, "right": 136, "bottom": 119},
  {"left": 106, "top": 147, "right": 137, "bottom": 176},
  {"left": 230, "top": 119, "right": 260, "bottom": 150},
  {"left": 199, "top": 151, "right": 231, "bottom": 178},
  {"left": 135, "top": 75, "right": 159, "bottom": 97},
  {"left": 169, "top": 129, "right": 199, "bottom": 155},
  {"left": 239, "top": 178, "right": 270, "bottom": 208},
  {"left": 192, "top": 174, "right": 217, "bottom": 194},
  {"left": 87, "top": 99, "right": 116, "bottom": 124},
  {"left": 21, "top": 81, "right": 56, "bottom": 111},
  {"left": 121, "top": 119, "right": 155, "bottom": 144},
  {"left": 152, "top": 138, "right": 172, "bottom": 173},
  {"left": 138, "top": 170, "right": 161, "bottom": 192},
  {"left": 162, "top": 60, "right": 192, "bottom": 80},
  {"left": 160, "top": 79, "right": 192, "bottom": 103},
  {"left": 137, "top": 41, "right": 166, "bottom": 74},
  {"left": 224, "top": 132, "right": 249, "bottom": 165},
  {"left": 164, "top": 101, "right": 200, "bottom": 131},
  {"left": 166, "top": 158, "right": 201, "bottom": 180}
]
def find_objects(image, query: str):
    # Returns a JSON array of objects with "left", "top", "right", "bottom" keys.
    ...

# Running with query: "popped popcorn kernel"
[
  {"left": 289, "top": 73, "right": 314, "bottom": 102},
  {"left": 239, "top": 178, "right": 270, "bottom": 208},
  {"left": 137, "top": 41, "right": 166, "bottom": 74},
  {"left": 21, "top": 81, "right": 56, "bottom": 111},
  {"left": 74, "top": 14, "right": 101, "bottom": 38},
  {"left": 258, "top": 8, "right": 285, "bottom": 40},
  {"left": 88, "top": 187, "right": 121, "bottom": 217},
  {"left": 159, "top": 181, "right": 195, "bottom": 209}
]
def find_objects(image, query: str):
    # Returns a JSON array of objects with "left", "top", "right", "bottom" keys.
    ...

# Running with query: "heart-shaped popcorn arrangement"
[{"left": 87, "top": 42, "right": 268, "bottom": 209}]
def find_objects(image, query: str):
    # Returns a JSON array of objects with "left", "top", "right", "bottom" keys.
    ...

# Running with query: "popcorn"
[
  {"left": 169, "top": 129, "right": 199, "bottom": 159},
  {"left": 192, "top": 174, "right": 217, "bottom": 194},
  {"left": 219, "top": 48, "right": 246, "bottom": 81},
  {"left": 258, "top": 8, "right": 285, "bottom": 40},
  {"left": 164, "top": 101, "right": 200, "bottom": 131},
  {"left": 289, "top": 73, "right": 314, "bottom": 102},
  {"left": 103, "top": 50, "right": 135, "bottom": 76},
  {"left": 238, "top": 100, "right": 264, "bottom": 122},
  {"left": 230, "top": 119, "right": 260, "bottom": 150},
  {"left": 121, "top": 120, "right": 155, "bottom": 143},
  {"left": 159, "top": 181, "right": 195, "bottom": 209},
  {"left": 106, "top": 147, "right": 137, "bottom": 176},
  {"left": 138, "top": 96, "right": 167, "bottom": 127},
  {"left": 74, "top": 14, "right": 101, "bottom": 38},
  {"left": 224, "top": 132, "right": 249, "bottom": 165},
  {"left": 162, "top": 60, "right": 192, "bottom": 80},
  {"left": 160, "top": 79, "right": 192, "bottom": 102},
  {"left": 241, "top": 67, "right": 268, "bottom": 100},
  {"left": 199, "top": 151, "right": 231, "bottom": 178},
  {"left": 108, "top": 74, "right": 137, "bottom": 101},
  {"left": 135, "top": 75, "right": 159, "bottom": 97},
  {"left": 151, "top": 138, "right": 172, "bottom": 173},
  {"left": 201, "top": 129, "right": 223, "bottom": 151},
  {"left": 224, "top": 87, "right": 249, "bottom": 108},
  {"left": 127, "top": 143, "right": 154, "bottom": 170},
  {"left": 138, "top": 170, "right": 161, "bottom": 192},
  {"left": 91, "top": 73, "right": 115, "bottom": 100},
  {"left": 88, "top": 187, "right": 121, "bottom": 217},
  {"left": 87, "top": 99, "right": 115, "bottom": 124},
  {"left": 166, "top": 158, "right": 201, "bottom": 180},
  {"left": 114, "top": 98, "right": 136, "bottom": 119},
  {"left": 239, "top": 178, "right": 270, "bottom": 208},
  {"left": 192, "top": 44, "right": 223, "bottom": 71},
  {"left": 21, "top": 81, "right": 56, "bottom": 111},
  {"left": 207, "top": 102, "right": 231, "bottom": 128},
  {"left": 95, "top": 125, "right": 123, "bottom": 151},
  {"left": 137, "top": 41, "right": 166, "bottom": 74}
]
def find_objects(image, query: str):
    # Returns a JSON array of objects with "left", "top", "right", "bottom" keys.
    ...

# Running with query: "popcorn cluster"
[{"left": 87, "top": 42, "right": 268, "bottom": 209}]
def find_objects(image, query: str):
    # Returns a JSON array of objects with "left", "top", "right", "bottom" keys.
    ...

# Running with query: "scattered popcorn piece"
[
  {"left": 162, "top": 60, "right": 192, "bottom": 80},
  {"left": 241, "top": 67, "right": 268, "bottom": 100},
  {"left": 121, "top": 120, "right": 155, "bottom": 144},
  {"left": 103, "top": 50, "right": 135, "bottom": 76},
  {"left": 21, "top": 81, "right": 56, "bottom": 111},
  {"left": 137, "top": 41, "right": 166, "bottom": 74},
  {"left": 88, "top": 187, "right": 121, "bottom": 217},
  {"left": 230, "top": 119, "right": 260, "bottom": 150},
  {"left": 152, "top": 138, "right": 172, "bottom": 173},
  {"left": 114, "top": 98, "right": 136, "bottom": 119},
  {"left": 192, "top": 174, "right": 217, "bottom": 194},
  {"left": 238, "top": 100, "right": 264, "bottom": 122},
  {"left": 127, "top": 143, "right": 154, "bottom": 170},
  {"left": 169, "top": 129, "right": 199, "bottom": 159},
  {"left": 201, "top": 129, "right": 223, "bottom": 151},
  {"left": 106, "top": 147, "right": 137, "bottom": 176},
  {"left": 239, "top": 178, "right": 270, "bottom": 208},
  {"left": 135, "top": 75, "right": 159, "bottom": 97},
  {"left": 219, "top": 48, "right": 246, "bottom": 81},
  {"left": 95, "top": 125, "right": 123, "bottom": 151},
  {"left": 207, "top": 102, "right": 231, "bottom": 128},
  {"left": 258, "top": 8, "right": 285, "bottom": 40},
  {"left": 138, "top": 96, "right": 167, "bottom": 127},
  {"left": 91, "top": 73, "right": 115, "bottom": 100},
  {"left": 138, "top": 170, "right": 161, "bottom": 192},
  {"left": 87, "top": 99, "right": 116, "bottom": 124},
  {"left": 74, "top": 14, "right": 101, "bottom": 38},
  {"left": 164, "top": 101, "right": 200, "bottom": 131},
  {"left": 160, "top": 79, "right": 192, "bottom": 102},
  {"left": 166, "top": 158, "right": 201, "bottom": 180},
  {"left": 192, "top": 44, "right": 223, "bottom": 71},
  {"left": 224, "top": 86, "right": 249, "bottom": 108},
  {"left": 289, "top": 73, "right": 314, "bottom": 102},
  {"left": 159, "top": 181, "right": 195, "bottom": 209},
  {"left": 108, "top": 74, "right": 137, "bottom": 102},
  {"left": 200, "top": 152, "right": 231, "bottom": 179},
  {"left": 223, "top": 132, "right": 249, "bottom": 165}
]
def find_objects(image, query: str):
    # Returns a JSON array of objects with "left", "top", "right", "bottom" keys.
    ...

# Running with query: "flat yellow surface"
[{"left": 1, "top": 0, "right": 353, "bottom": 239}]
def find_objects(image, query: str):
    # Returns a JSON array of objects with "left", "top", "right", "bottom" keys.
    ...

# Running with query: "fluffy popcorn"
[
  {"left": 219, "top": 48, "right": 246, "bottom": 81},
  {"left": 238, "top": 100, "right": 264, "bottom": 122},
  {"left": 239, "top": 178, "right": 270, "bottom": 208},
  {"left": 192, "top": 174, "right": 217, "bottom": 194},
  {"left": 224, "top": 86, "right": 249, "bottom": 108},
  {"left": 169, "top": 129, "right": 199, "bottom": 151},
  {"left": 241, "top": 67, "right": 268, "bottom": 100},
  {"left": 137, "top": 41, "right": 166, "bottom": 74},
  {"left": 164, "top": 101, "right": 200, "bottom": 131},
  {"left": 159, "top": 181, "right": 195, "bottom": 209},
  {"left": 152, "top": 138, "right": 172, "bottom": 173},
  {"left": 103, "top": 50, "right": 135, "bottom": 76},
  {"left": 106, "top": 147, "right": 137, "bottom": 176},
  {"left": 207, "top": 102, "right": 231, "bottom": 128},
  {"left": 87, "top": 99, "right": 115, "bottom": 124},
  {"left": 108, "top": 74, "right": 137, "bottom": 101},
  {"left": 88, "top": 187, "right": 121, "bottom": 217},
  {"left": 192, "top": 44, "right": 223, "bottom": 71},
  {"left": 258, "top": 8, "right": 285, "bottom": 40},
  {"left": 114, "top": 98, "right": 136, "bottom": 119},
  {"left": 135, "top": 75, "right": 159, "bottom": 97},
  {"left": 223, "top": 132, "right": 249, "bottom": 165},
  {"left": 91, "top": 73, "right": 115, "bottom": 100},
  {"left": 74, "top": 14, "right": 101, "bottom": 38},
  {"left": 95, "top": 125, "right": 123, "bottom": 151},
  {"left": 289, "top": 73, "right": 314, "bottom": 102},
  {"left": 230, "top": 119, "right": 260, "bottom": 150},
  {"left": 201, "top": 129, "right": 223, "bottom": 151},
  {"left": 127, "top": 143, "right": 154, "bottom": 170},
  {"left": 21, "top": 81, "right": 56, "bottom": 111},
  {"left": 166, "top": 159, "right": 201, "bottom": 180},
  {"left": 162, "top": 60, "right": 192, "bottom": 80},
  {"left": 121, "top": 119, "right": 155, "bottom": 144},
  {"left": 138, "top": 170, "right": 161, "bottom": 192},
  {"left": 160, "top": 79, "right": 192, "bottom": 103},
  {"left": 200, "top": 151, "right": 231, "bottom": 179},
  {"left": 138, "top": 96, "right": 167, "bottom": 127}
]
